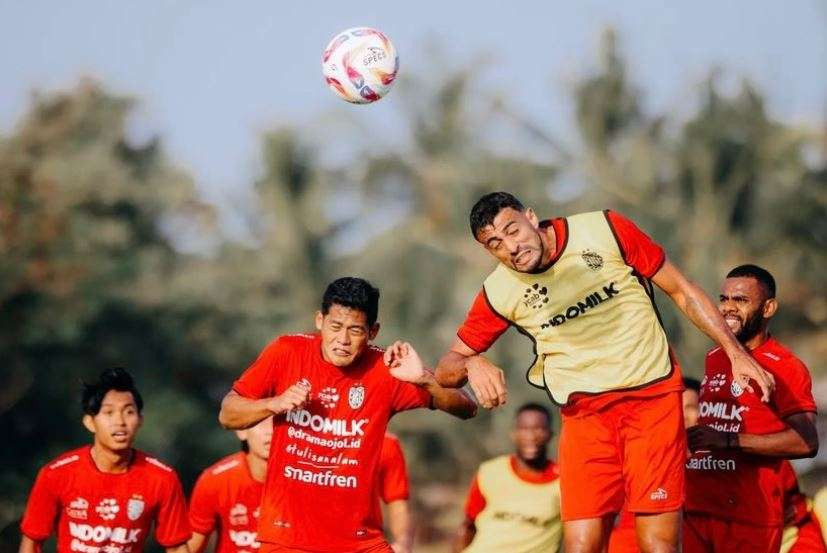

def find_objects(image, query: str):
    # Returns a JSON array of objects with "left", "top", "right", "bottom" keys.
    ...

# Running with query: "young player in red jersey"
[
  {"left": 607, "top": 377, "right": 701, "bottom": 553},
  {"left": 435, "top": 193, "right": 774, "bottom": 553},
  {"left": 19, "top": 368, "right": 190, "bottom": 553},
  {"left": 218, "top": 277, "right": 477, "bottom": 553},
  {"left": 452, "top": 403, "right": 562, "bottom": 553},
  {"left": 188, "top": 421, "right": 415, "bottom": 553},
  {"left": 780, "top": 460, "right": 827, "bottom": 553},
  {"left": 685, "top": 265, "right": 819, "bottom": 553}
]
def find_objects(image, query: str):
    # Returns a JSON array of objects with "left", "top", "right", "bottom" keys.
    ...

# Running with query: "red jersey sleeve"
[
  {"left": 233, "top": 338, "right": 285, "bottom": 399},
  {"left": 188, "top": 472, "right": 218, "bottom": 536},
  {"left": 154, "top": 472, "right": 192, "bottom": 547},
  {"left": 391, "top": 379, "right": 431, "bottom": 414},
  {"left": 456, "top": 290, "right": 510, "bottom": 353},
  {"left": 378, "top": 436, "right": 410, "bottom": 503},
  {"left": 20, "top": 466, "right": 59, "bottom": 541},
  {"left": 605, "top": 210, "right": 666, "bottom": 279},
  {"left": 773, "top": 357, "right": 816, "bottom": 418},
  {"left": 463, "top": 473, "right": 487, "bottom": 521}
]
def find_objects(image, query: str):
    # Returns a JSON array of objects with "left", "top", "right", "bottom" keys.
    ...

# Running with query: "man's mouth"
[
  {"left": 111, "top": 431, "right": 129, "bottom": 441},
  {"left": 332, "top": 348, "right": 351, "bottom": 357},
  {"left": 514, "top": 250, "right": 531, "bottom": 265}
]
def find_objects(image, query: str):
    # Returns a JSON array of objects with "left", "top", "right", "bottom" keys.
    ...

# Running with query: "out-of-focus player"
[
  {"left": 452, "top": 402, "right": 561, "bottom": 553},
  {"left": 607, "top": 377, "right": 701, "bottom": 553},
  {"left": 19, "top": 368, "right": 191, "bottom": 553},
  {"left": 685, "top": 264, "right": 819, "bottom": 553},
  {"left": 435, "top": 192, "right": 774, "bottom": 553},
  {"left": 188, "top": 418, "right": 414, "bottom": 553},
  {"left": 780, "top": 460, "right": 827, "bottom": 553},
  {"left": 218, "top": 277, "right": 477, "bottom": 553}
]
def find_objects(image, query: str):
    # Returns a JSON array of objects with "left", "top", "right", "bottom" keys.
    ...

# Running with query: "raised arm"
[
  {"left": 652, "top": 259, "right": 775, "bottom": 401},
  {"left": 436, "top": 338, "right": 508, "bottom": 410},
  {"left": 219, "top": 384, "right": 309, "bottom": 430}
]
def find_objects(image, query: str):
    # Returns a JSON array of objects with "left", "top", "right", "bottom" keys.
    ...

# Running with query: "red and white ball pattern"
[{"left": 322, "top": 27, "right": 398, "bottom": 104}]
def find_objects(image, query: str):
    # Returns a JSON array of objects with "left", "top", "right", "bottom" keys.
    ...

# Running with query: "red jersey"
[
  {"left": 781, "top": 460, "right": 810, "bottom": 527},
  {"left": 457, "top": 211, "right": 682, "bottom": 415},
  {"left": 189, "top": 452, "right": 264, "bottom": 553},
  {"left": 232, "top": 334, "right": 430, "bottom": 552},
  {"left": 20, "top": 446, "right": 190, "bottom": 552},
  {"left": 685, "top": 337, "right": 816, "bottom": 526},
  {"left": 372, "top": 433, "right": 410, "bottom": 524}
]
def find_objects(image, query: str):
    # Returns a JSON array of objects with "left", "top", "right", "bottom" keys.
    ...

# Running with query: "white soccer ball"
[{"left": 322, "top": 27, "right": 399, "bottom": 104}]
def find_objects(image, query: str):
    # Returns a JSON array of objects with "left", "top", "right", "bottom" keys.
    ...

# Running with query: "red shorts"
[
  {"left": 558, "top": 391, "right": 686, "bottom": 521},
  {"left": 788, "top": 516, "right": 827, "bottom": 553},
  {"left": 684, "top": 512, "right": 782, "bottom": 553}
]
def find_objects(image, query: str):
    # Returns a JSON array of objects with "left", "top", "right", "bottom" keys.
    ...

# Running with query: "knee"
[
  {"left": 563, "top": 535, "right": 604, "bottom": 553},
  {"left": 637, "top": 536, "right": 678, "bottom": 553}
]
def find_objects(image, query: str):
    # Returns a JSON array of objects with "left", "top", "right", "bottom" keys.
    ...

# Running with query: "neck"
[
  {"left": 744, "top": 329, "right": 770, "bottom": 351},
  {"left": 246, "top": 452, "right": 268, "bottom": 483},
  {"left": 91, "top": 443, "right": 133, "bottom": 474},
  {"left": 515, "top": 453, "right": 549, "bottom": 473}
]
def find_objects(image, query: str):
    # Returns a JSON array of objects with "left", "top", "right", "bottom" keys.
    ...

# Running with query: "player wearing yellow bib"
[
  {"left": 435, "top": 192, "right": 775, "bottom": 553},
  {"left": 452, "top": 403, "right": 561, "bottom": 553}
]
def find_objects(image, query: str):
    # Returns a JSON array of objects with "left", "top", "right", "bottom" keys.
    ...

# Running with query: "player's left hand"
[
  {"left": 385, "top": 341, "right": 429, "bottom": 385},
  {"left": 729, "top": 350, "right": 775, "bottom": 402},
  {"left": 687, "top": 425, "right": 731, "bottom": 452}
]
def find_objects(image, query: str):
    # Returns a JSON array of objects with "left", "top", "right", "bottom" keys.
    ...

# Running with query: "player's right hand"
[
  {"left": 466, "top": 356, "right": 507, "bottom": 409},
  {"left": 269, "top": 380, "right": 311, "bottom": 414},
  {"left": 730, "top": 350, "right": 775, "bottom": 402}
]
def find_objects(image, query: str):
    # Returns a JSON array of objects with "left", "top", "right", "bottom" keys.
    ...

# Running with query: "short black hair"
[
  {"left": 469, "top": 192, "right": 525, "bottom": 239},
  {"left": 726, "top": 264, "right": 776, "bottom": 299},
  {"left": 321, "top": 277, "right": 380, "bottom": 327},
  {"left": 81, "top": 368, "right": 143, "bottom": 416},
  {"left": 515, "top": 402, "right": 552, "bottom": 426},
  {"left": 683, "top": 377, "right": 701, "bottom": 393}
]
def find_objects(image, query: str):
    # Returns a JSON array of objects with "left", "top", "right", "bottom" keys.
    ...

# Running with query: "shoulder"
[
  {"left": 271, "top": 333, "right": 317, "bottom": 352},
  {"left": 479, "top": 454, "right": 511, "bottom": 472},
  {"left": 200, "top": 452, "right": 245, "bottom": 481},
  {"left": 42, "top": 446, "right": 87, "bottom": 474},
  {"left": 135, "top": 451, "right": 181, "bottom": 481},
  {"left": 705, "top": 346, "right": 727, "bottom": 366},
  {"left": 759, "top": 339, "right": 807, "bottom": 368},
  {"left": 383, "top": 432, "right": 401, "bottom": 446}
]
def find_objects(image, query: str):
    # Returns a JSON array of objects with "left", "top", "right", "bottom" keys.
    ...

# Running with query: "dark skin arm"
[
  {"left": 688, "top": 412, "right": 818, "bottom": 458},
  {"left": 451, "top": 518, "right": 477, "bottom": 553}
]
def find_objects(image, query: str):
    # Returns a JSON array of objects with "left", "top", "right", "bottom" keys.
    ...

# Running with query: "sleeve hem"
[
  {"left": 778, "top": 407, "right": 818, "bottom": 418},
  {"left": 641, "top": 251, "right": 666, "bottom": 279},
  {"left": 383, "top": 493, "right": 410, "bottom": 503},
  {"left": 19, "top": 528, "right": 50, "bottom": 542}
]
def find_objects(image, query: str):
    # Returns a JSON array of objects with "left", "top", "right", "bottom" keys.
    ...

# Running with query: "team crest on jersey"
[
  {"left": 318, "top": 387, "right": 340, "bottom": 409},
  {"left": 127, "top": 496, "right": 145, "bottom": 521},
  {"left": 581, "top": 249, "right": 604, "bottom": 271},
  {"left": 730, "top": 380, "right": 745, "bottom": 398},
  {"left": 66, "top": 497, "right": 89, "bottom": 519},
  {"left": 348, "top": 384, "right": 365, "bottom": 409},
  {"left": 95, "top": 498, "right": 119, "bottom": 520},
  {"left": 230, "top": 503, "right": 249, "bottom": 525}
]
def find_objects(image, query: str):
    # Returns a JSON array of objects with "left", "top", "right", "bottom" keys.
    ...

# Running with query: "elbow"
[
  {"left": 218, "top": 408, "right": 232, "bottom": 430},
  {"left": 805, "top": 437, "right": 819, "bottom": 458}
]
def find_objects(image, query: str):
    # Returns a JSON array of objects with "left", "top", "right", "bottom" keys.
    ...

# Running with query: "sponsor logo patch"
[
  {"left": 95, "top": 498, "right": 119, "bottom": 521},
  {"left": 650, "top": 488, "right": 668, "bottom": 501}
]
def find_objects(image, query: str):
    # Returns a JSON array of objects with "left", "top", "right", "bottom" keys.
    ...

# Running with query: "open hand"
[
  {"left": 385, "top": 341, "right": 428, "bottom": 385},
  {"left": 730, "top": 351, "right": 775, "bottom": 402}
]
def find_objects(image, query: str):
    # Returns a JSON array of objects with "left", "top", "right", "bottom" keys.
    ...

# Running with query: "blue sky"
[{"left": 1, "top": 0, "right": 825, "bottom": 205}]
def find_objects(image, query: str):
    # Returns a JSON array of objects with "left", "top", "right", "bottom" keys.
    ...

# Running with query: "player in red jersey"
[
  {"left": 19, "top": 368, "right": 190, "bottom": 553},
  {"left": 685, "top": 264, "right": 819, "bottom": 553},
  {"left": 218, "top": 277, "right": 477, "bottom": 553},
  {"left": 436, "top": 193, "right": 774, "bottom": 553},
  {"left": 188, "top": 421, "right": 415, "bottom": 553},
  {"left": 780, "top": 460, "right": 827, "bottom": 553},
  {"left": 607, "top": 377, "right": 701, "bottom": 553}
]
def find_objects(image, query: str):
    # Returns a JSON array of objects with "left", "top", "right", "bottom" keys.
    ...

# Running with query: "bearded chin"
[{"left": 736, "top": 311, "right": 765, "bottom": 343}]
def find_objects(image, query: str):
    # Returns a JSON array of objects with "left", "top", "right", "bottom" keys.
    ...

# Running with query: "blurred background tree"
[{"left": 0, "top": 31, "right": 824, "bottom": 551}]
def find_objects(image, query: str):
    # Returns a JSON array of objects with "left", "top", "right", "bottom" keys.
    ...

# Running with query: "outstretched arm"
[
  {"left": 652, "top": 259, "right": 775, "bottom": 401},
  {"left": 436, "top": 338, "right": 508, "bottom": 409},
  {"left": 386, "top": 341, "right": 477, "bottom": 419}
]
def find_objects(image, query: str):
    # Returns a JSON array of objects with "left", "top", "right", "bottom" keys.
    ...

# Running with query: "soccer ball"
[{"left": 322, "top": 27, "right": 398, "bottom": 104}]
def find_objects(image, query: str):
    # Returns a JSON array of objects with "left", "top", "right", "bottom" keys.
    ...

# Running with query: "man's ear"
[
  {"left": 763, "top": 298, "right": 778, "bottom": 319},
  {"left": 315, "top": 311, "right": 324, "bottom": 331},
  {"left": 369, "top": 323, "right": 380, "bottom": 341},
  {"left": 525, "top": 207, "right": 539, "bottom": 228},
  {"left": 82, "top": 414, "right": 96, "bottom": 435}
]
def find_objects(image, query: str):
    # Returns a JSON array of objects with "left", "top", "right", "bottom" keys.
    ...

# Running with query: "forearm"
[
  {"left": 435, "top": 350, "right": 473, "bottom": 387},
  {"left": 186, "top": 532, "right": 208, "bottom": 553},
  {"left": 165, "top": 544, "right": 191, "bottom": 553},
  {"left": 452, "top": 520, "right": 476, "bottom": 553},
  {"left": 674, "top": 280, "right": 744, "bottom": 355},
  {"left": 387, "top": 500, "right": 414, "bottom": 551},
  {"left": 735, "top": 429, "right": 817, "bottom": 458},
  {"left": 19, "top": 537, "right": 42, "bottom": 553},
  {"left": 421, "top": 371, "right": 478, "bottom": 419},
  {"left": 218, "top": 391, "right": 275, "bottom": 430}
]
